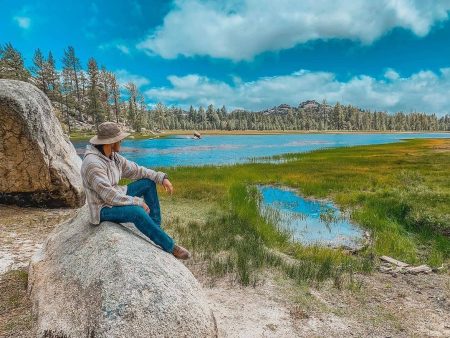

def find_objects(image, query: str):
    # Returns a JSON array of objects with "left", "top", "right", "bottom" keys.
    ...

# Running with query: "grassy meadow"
[{"left": 123, "top": 138, "right": 450, "bottom": 286}]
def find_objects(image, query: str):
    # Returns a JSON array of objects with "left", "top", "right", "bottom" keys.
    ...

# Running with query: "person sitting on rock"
[{"left": 80, "top": 121, "right": 191, "bottom": 260}]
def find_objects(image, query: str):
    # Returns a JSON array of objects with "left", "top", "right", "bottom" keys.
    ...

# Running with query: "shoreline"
[{"left": 69, "top": 129, "right": 450, "bottom": 141}]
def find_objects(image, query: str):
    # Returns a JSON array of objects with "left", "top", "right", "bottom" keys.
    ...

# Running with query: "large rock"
[
  {"left": 0, "top": 79, "right": 84, "bottom": 207},
  {"left": 28, "top": 205, "right": 218, "bottom": 338}
]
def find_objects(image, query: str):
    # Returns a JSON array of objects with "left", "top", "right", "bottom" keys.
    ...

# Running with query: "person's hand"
[
  {"left": 162, "top": 178, "right": 174, "bottom": 195},
  {"left": 140, "top": 201, "right": 150, "bottom": 214}
]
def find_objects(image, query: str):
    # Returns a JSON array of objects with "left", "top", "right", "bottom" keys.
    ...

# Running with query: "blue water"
[
  {"left": 257, "top": 185, "right": 365, "bottom": 249},
  {"left": 72, "top": 133, "right": 450, "bottom": 168}
]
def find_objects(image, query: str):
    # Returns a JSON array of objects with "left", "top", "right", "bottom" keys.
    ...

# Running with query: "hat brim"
[{"left": 89, "top": 132, "right": 131, "bottom": 145}]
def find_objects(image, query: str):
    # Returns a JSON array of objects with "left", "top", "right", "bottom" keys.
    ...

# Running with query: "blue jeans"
[{"left": 100, "top": 178, "right": 175, "bottom": 253}]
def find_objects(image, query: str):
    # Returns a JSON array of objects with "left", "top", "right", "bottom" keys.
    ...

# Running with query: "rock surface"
[
  {"left": 28, "top": 205, "right": 217, "bottom": 338},
  {"left": 0, "top": 79, "right": 84, "bottom": 207}
]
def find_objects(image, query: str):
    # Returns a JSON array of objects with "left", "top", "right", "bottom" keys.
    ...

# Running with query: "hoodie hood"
[{"left": 84, "top": 144, "right": 114, "bottom": 163}]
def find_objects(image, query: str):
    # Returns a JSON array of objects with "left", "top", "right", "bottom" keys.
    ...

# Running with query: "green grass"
[
  {"left": 171, "top": 183, "right": 370, "bottom": 287},
  {"left": 125, "top": 138, "right": 450, "bottom": 285},
  {"left": 68, "top": 132, "right": 94, "bottom": 141}
]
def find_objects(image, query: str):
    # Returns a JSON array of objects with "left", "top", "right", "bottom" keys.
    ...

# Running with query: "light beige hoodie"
[{"left": 80, "top": 144, "right": 166, "bottom": 224}]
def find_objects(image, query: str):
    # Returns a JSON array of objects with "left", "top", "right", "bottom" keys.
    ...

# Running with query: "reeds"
[
  {"left": 172, "top": 182, "right": 371, "bottom": 286},
  {"left": 127, "top": 138, "right": 449, "bottom": 285}
]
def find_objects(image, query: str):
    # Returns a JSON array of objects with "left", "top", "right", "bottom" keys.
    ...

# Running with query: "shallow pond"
[{"left": 257, "top": 185, "right": 366, "bottom": 249}]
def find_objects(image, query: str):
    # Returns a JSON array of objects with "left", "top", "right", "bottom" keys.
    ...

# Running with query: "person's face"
[{"left": 112, "top": 140, "right": 121, "bottom": 152}]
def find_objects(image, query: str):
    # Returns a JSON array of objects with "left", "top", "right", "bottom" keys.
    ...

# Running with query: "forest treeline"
[{"left": 1, "top": 43, "right": 449, "bottom": 132}]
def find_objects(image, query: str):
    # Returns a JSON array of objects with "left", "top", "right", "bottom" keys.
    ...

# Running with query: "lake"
[{"left": 72, "top": 132, "right": 450, "bottom": 168}]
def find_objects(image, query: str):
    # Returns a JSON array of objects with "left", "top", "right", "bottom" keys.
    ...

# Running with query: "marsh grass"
[
  {"left": 124, "top": 138, "right": 449, "bottom": 285},
  {"left": 171, "top": 182, "right": 371, "bottom": 286}
]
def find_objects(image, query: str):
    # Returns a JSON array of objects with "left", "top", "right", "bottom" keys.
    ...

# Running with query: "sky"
[{"left": 2, "top": 0, "right": 450, "bottom": 116}]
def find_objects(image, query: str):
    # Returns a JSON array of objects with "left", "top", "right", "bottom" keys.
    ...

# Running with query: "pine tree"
[
  {"left": 137, "top": 94, "right": 146, "bottom": 131},
  {"left": 0, "top": 43, "right": 30, "bottom": 81},
  {"left": 45, "top": 51, "right": 59, "bottom": 98},
  {"left": 87, "top": 57, "right": 103, "bottom": 128},
  {"left": 109, "top": 73, "right": 121, "bottom": 123},
  {"left": 219, "top": 105, "right": 227, "bottom": 118},
  {"left": 332, "top": 102, "right": 345, "bottom": 130},
  {"left": 99, "top": 66, "right": 111, "bottom": 121},
  {"left": 126, "top": 82, "right": 140, "bottom": 131},
  {"left": 63, "top": 46, "right": 82, "bottom": 119},
  {"left": 32, "top": 48, "right": 47, "bottom": 93},
  {"left": 61, "top": 69, "right": 74, "bottom": 133},
  {"left": 153, "top": 102, "right": 167, "bottom": 130},
  {"left": 79, "top": 70, "right": 87, "bottom": 105},
  {"left": 188, "top": 105, "right": 196, "bottom": 124},
  {"left": 198, "top": 106, "right": 206, "bottom": 129}
]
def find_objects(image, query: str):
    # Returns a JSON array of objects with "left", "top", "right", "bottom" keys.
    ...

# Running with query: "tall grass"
[
  {"left": 167, "top": 139, "right": 449, "bottom": 266},
  {"left": 172, "top": 182, "right": 372, "bottom": 286},
  {"left": 125, "top": 138, "right": 450, "bottom": 285}
]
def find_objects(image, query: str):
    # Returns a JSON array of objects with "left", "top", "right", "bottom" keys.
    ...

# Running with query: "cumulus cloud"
[
  {"left": 115, "top": 69, "right": 150, "bottom": 88},
  {"left": 137, "top": 0, "right": 450, "bottom": 60},
  {"left": 13, "top": 16, "right": 31, "bottom": 29},
  {"left": 145, "top": 68, "right": 450, "bottom": 116}
]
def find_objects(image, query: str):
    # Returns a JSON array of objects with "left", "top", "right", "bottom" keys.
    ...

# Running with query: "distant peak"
[
  {"left": 298, "top": 100, "right": 320, "bottom": 109},
  {"left": 259, "top": 103, "right": 293, "bottom": 115}
]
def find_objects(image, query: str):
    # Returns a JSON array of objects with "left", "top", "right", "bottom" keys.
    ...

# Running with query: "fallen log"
[
  {"left": 380, "top": 256, "right": 409, "bottom": 268},
  {"left": 405, "top": 265, "right": 432, "bottom": 274}
]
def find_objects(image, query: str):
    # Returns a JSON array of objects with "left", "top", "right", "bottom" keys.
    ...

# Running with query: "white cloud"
[
  {"left": 98, "top": 42, "right": 131, "bottom": 55},
  {"left": 384, "top": 69, "right": 400, "bottom": 81},
  {"left": 13, "top": 16, "right": 31, "bottom": 29},
  {"left": 115, "top": 44, "right": 130, "bottom": 54},
  {"left": 137, "top": 0, "right": 450, "bottom": 61},
  {"left": 145, "top": 68, "right": 450, "bottom": 116},
  {"left": 115, "top": 69, "right": 150, "bottom": 88}
]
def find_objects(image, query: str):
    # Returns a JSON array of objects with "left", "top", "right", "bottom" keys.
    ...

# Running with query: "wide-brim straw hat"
[{"left": 89, "top": 122, "right": 131, "bottom": 145}]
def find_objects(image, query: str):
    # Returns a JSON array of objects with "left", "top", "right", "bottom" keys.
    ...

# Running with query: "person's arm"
[
  {"left": 84, "top": 162, "right": 144, "bottom": 206},
  {"left": 116, "top": 153, "right": 167, "bottom": 184}
]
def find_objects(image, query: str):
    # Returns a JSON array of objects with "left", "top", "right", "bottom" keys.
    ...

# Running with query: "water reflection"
[{"left": 257, "top": 185, "right": 366, "bottom": 249}]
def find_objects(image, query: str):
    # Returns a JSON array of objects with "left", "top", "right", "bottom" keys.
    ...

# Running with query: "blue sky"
[{"left": 2, "top": 0, "right": 450, "bottom": 116}]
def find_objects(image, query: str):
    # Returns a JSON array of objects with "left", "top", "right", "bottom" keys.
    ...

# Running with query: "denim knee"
[
  {"left": 130, "top": 206, "right": 148, "bottom": 221},
  {"left": 142, "top": 178, "right": 156, "bottom": 189}
]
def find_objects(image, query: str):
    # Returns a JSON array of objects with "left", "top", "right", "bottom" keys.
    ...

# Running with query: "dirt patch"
[
  {"left": 0, "top": 204, "right": 76, "bottom": 274},
  {"left": 291, "top": 271, "right": 450, "bottom": 337},
  {"left": 186, "top": 258, "right": 450, "bottom": 337},
  {"left": 204, "top": 276, "right": 297, "bottom": 338},
  {"left": 0, "top": 204, "right": 76, "bottom": 337}
]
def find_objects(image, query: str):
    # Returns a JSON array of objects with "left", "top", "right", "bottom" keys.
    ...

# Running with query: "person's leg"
[
  {"left": 126, "top": 178, "right": 161, "bottom": 226},
  {"left": 100, "top": 205, "right": 174, "bottom": 253}
]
